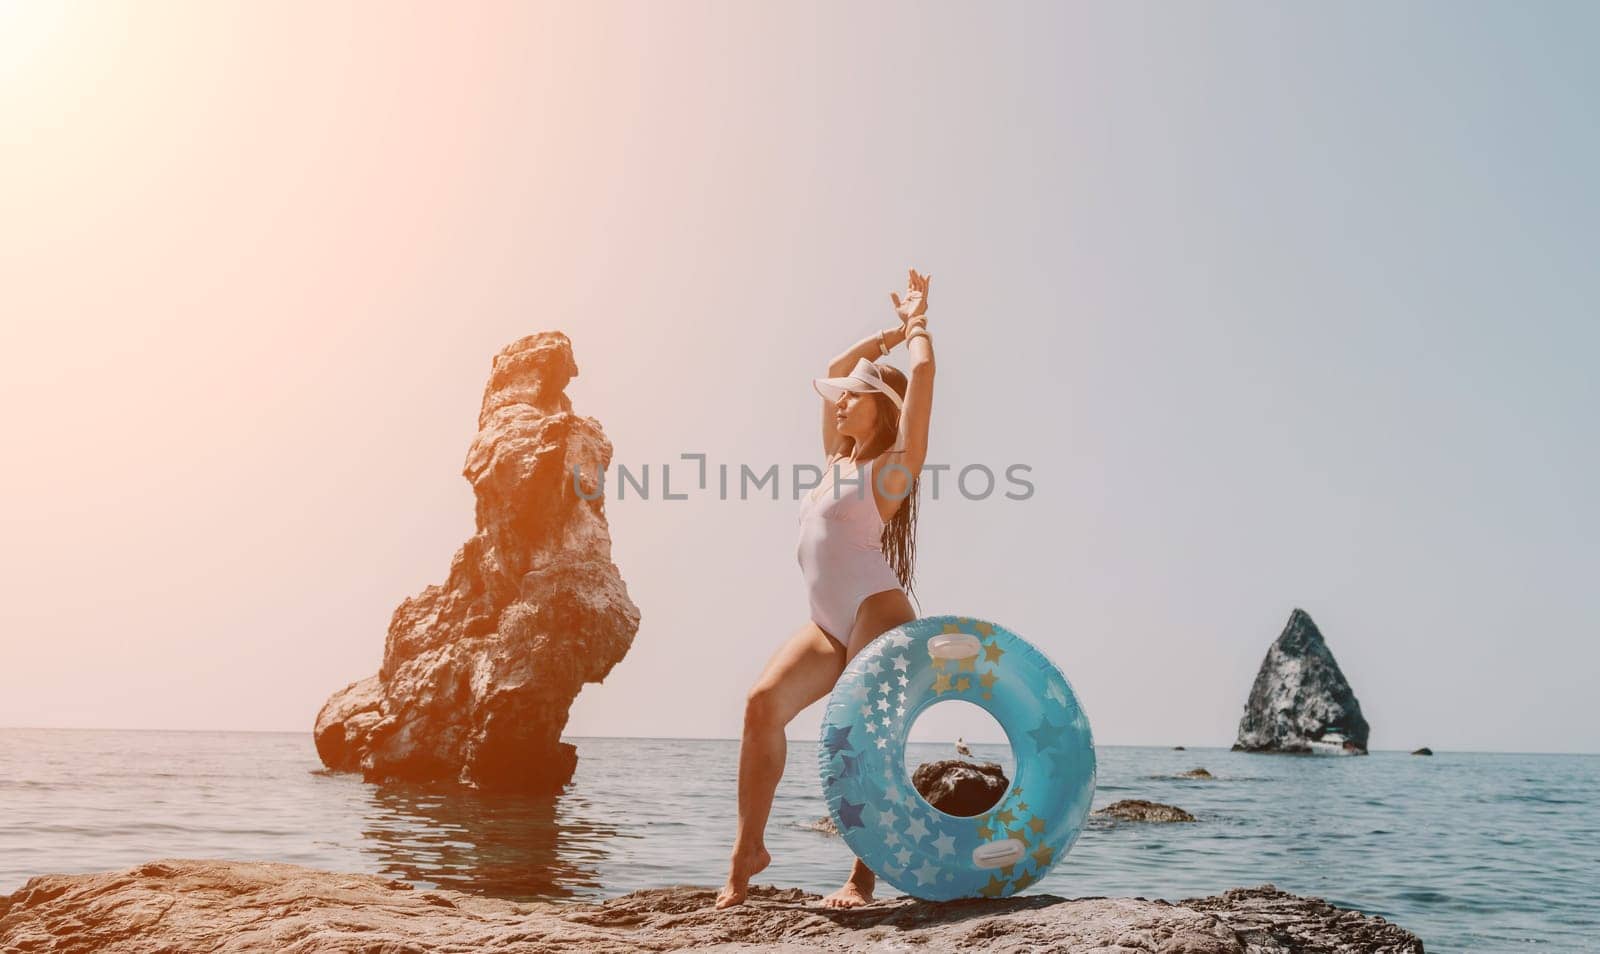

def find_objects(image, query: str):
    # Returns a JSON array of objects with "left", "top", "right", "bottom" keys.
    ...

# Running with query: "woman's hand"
[{"left": 889, "top": 268, "right": 931, "bottom": 326}]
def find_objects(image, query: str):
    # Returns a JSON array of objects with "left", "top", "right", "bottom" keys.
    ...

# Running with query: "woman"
[{"left": 716, "top": 268, "right": 937, "bottom": 910}]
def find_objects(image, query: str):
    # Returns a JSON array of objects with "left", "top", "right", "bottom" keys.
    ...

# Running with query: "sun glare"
[{"left": 0, "top": 1, "right": 69, "bottom": 80}]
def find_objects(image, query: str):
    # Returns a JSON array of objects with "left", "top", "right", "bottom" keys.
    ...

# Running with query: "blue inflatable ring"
[{"left": 818, "top": 615, "right": 1095, "bottom": 901}]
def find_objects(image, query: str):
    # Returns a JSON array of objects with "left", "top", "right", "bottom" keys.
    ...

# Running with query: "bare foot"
[
  {"left": 821, "top": 875, "right": 875, "bottom": 909},
  {"left": 714, "top": 845, "right": 771, "bottom": 909}
]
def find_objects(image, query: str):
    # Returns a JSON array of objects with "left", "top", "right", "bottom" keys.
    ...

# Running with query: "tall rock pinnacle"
[{"left": 314, "top": 332, "right": 640, "bottom": 792}]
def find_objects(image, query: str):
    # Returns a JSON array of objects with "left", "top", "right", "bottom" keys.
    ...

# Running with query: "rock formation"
[
  {"left": 0, "top": 860, "right": 1425, "bottom": 953},
  {"left": 911, "top": 759, "right": 1009, "bottom": 816},
  {"left": 1233, "top": 608, "right": 1370, "bottom": 755},
  {"left": 1094, "top": 799, "right": 1197, "bottom": 823},
  {"left": 1411, "top": 747, "right": 1433, "bottom": 756},
  {"left": 314, "top": 332, "right": 640, "bottom": 793},
  {"left": 809, "top": 761, "right": 1012, "bottom": 836},
  {"left": 806, "top": 758, "right": 1004, "bottom": 832}
]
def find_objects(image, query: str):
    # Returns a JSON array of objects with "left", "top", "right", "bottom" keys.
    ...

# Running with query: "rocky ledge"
[{"left": 0, "top": 860, "right": 1423, "bottom": 953}]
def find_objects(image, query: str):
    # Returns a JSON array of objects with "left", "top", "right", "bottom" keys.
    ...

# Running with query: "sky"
[{"left": 2, "top": 1, "right": 1595, "bottom": 754}]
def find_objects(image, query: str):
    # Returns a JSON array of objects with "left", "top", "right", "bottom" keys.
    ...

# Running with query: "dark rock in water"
[
  {"left": 314, "top": 333, "right": 641, "bottom": 793},
  {"left": 1233, "top": 608, "right": 1370, "bottom": 755},
  {"left": 1412, "top": 747, "right": 1433, "bottom": 756},
  {"left": 1094, "top": 799, "right": 1197, "bottom": 822},
  {"left": 1173, "top": 745, "right": 1186, "bottom": 750},
  {"left": 911, "top": 759, "right": 1008, "bottom": 816},
  {"left": 0, "top": 860, "right": 1425, "bottom": 952},
  {"left": 1179, "top": 767, "right": 1213, "bottom": 779}
]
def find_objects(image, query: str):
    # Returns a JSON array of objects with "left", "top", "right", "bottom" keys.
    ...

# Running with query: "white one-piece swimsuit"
[{"left": 796, "top": 454, "right": 904, "bottom": 647}]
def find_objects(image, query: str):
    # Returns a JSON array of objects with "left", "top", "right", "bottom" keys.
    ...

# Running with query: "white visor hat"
[
  {"left": 813, "top": 357, "right": 907, "bottom": 452},
  {"left": 812, "top": 356, "right": 904, "bottom": 410}
]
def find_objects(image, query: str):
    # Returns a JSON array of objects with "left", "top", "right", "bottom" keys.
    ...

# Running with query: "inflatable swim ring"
[{"left": 818, "top": 615, "right": 1095, "bottom": 901}]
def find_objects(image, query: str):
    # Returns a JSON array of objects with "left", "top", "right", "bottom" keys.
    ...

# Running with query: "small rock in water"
[
  {"left": 1173, "top": 745, "right": 1186, "bottom": 750},
  {"left": 1411, "top": 747, "right": 1434, "bottom": 756},
  {"left": 806, "top": 815, "right": 839, "bottom": 836},
  {"left": 911, "top": 759, "right": 1009, "bottom": 816},
  {"left": 1094, "top": 799, "right": 1196, "bottom": 823},
  {"left": 1178, "top": 767, "right": 1212, "bottom": 779}
]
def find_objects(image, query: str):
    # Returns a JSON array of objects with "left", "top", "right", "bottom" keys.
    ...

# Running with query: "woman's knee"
[{"left": 744, "top": 682, "right": 791, "bottom": 730}]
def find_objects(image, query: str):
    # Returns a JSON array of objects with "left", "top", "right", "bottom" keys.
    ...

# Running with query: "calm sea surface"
[{"left": 1, "top": 729, "right": 1595, "bottom": 951}]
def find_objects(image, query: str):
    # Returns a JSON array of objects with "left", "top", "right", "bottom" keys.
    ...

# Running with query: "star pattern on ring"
[{"left": 823, "top": 621, "right": 1080, "bottom": 903}]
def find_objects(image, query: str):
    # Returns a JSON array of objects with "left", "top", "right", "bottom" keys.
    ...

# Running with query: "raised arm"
[
  {"left": 822, "top": 323, "right": 909, "bottom": 458},
  {"left": 877, "top": 269, "right": 934, "bottom": 502},
  {"left": 881, "top": 320, "right": 934, "bottom": 486}
]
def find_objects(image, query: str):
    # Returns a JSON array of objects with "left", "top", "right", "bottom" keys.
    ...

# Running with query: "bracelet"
[
  {"left": 877, "top": 330, "right": 890, "bottom": 356},
  {"left": 906, "top": 328, "right": 931, "bottom": 344}
]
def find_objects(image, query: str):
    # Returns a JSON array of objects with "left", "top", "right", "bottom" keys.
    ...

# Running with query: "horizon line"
[{"left": 1, "top": 725, "right": 1594, "bottom": 757}]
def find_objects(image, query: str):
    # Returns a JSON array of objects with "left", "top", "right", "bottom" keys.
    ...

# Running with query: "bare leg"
[
  {"left": 821, "top": 588, "right": 917, "bottom": 909},
  {"left": 716, "top": 622, "right": 847, "bottom": 909}
]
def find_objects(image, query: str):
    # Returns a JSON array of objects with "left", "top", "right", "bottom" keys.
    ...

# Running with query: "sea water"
[{"left": 1, "top": 729, "right": 1595, "bottom": 951}]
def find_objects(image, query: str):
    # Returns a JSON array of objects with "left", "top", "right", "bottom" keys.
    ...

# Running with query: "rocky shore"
[{"left": 0, "top": 859, "right": 1424, "bottom": 953}]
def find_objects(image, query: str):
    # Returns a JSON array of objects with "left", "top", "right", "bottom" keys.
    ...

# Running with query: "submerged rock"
[
  {"left": 1179, "top": 767, "right": 1213, "bottom": 779},
  {"left": 1094, "top": 799, "right": 1197, "bottom": 822},
  {"left": 0, "top": 859, "right": 1424, "bottom": 953},
  {"left": 313, "top": 332, "right": 640, "bottom": 793},
  {"left": 1411, "top": 747, "right": 1434, "bottom": 756},
  {"left": 1233, "top": 608, "right": 1370, "bottom": 755}
]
